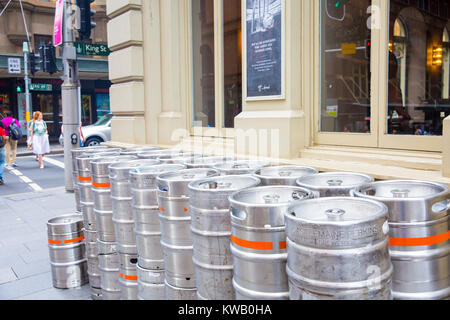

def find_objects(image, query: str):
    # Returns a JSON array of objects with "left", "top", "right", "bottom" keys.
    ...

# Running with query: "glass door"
[
  {"left": 190, "top": 0, "right": 242, "bottom": 136},
  {"left": 315, "top": 0, "right": 379, "bottom": 147}
]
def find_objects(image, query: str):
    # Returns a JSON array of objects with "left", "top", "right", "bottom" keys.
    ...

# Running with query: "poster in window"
[{"left": 246, "top": 0, "right": 283, "bottom": 100}]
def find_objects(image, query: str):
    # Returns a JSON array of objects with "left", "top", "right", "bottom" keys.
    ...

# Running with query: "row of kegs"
[{"left": 46, "top": 145, "right": 450, "bottom": 300}]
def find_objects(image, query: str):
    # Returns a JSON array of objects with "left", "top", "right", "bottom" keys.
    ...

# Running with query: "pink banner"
[{"left": 53, "top": 0, "right": 64, "bottom": 46}]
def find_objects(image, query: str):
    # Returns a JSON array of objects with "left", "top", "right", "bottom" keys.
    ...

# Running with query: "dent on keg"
[
  {"left": 228, "top": 185, "right": 314, "bottom": 300},
  {"left": 296, "top": 172, "right": 374, "bottom": 197},
  {"left": 352, "top": 180, "right": 450, "bottom": 300},
  {"left": 187, "top": 175, "right": 261, "bottom": 300},
  {"left": 253, "top": 165, "right": 318, "bottom": 186},
  {"left": 284, "top": 197, "right": 393, "bottom": 300},
  {"left": 213, "top": 159, "right": 271, "bottom": 175}
]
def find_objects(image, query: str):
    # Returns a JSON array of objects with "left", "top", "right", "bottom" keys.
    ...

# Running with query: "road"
[{"left": 0, "top": 154, "right": 66, "bottom": 196}]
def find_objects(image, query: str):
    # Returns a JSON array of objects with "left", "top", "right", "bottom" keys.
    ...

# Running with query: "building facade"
[
  {"left": 106, "top": 0, "right": 450, "bottom": 186},
  {"left": 0, "top": 0, "right": 111, "bottom": 138}
]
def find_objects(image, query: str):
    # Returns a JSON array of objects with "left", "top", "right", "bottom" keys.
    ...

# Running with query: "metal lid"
[
  {"left": 285, "top": 197, "right": 388, "bottom": 248},
  {"left": 90, "top": 156, "right": 138, "bottom": 176},
  {"left": 230, "top": 186, "right": 313, "bottom": 208},
  {"left": 109, "top": 159, "right": 161, "bottom": 181},
  {"left": 47, "top": 214, "right": 84, "bottom": 235},
  {"left": 253, "top": 166, "right": 318, "bottom": 185},
  {"left": 296, "top": 172, "right": 374, "bottom": 197},
  {"left": 213, "top": 160, "right": 271, "bottom": 175},
  {"left": 184, "top": 156, "right": 235, "bottom": 168},
  {"left": 189, "top": 175, "right": 261, "bottom": 193},
  {"left": 352, "top": 180, "right": 450, "bottom": 222},
  {"left": 120, "top": 146, "right": 160, "bottom": 155},
  {"left": 130, "top": 164, "right": 187, "bottom": 189},
  {"left": 157, "top": 168, "right": 220, "bottom": 197}
]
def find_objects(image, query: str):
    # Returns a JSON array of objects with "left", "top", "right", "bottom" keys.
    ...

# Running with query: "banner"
[
  {"left": 53, "top": 0, "right": 64, "bottom": 46},
  {"left": 246, "top": 0, "right": 283, "bottom": 99}
]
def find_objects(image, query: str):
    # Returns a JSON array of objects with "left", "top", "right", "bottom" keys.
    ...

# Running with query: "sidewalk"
[
  {"left": 16, "top": 142, "right": 64, "bottom": 157},
  {"left": 0, "top": 187, "right": 91, "bottom": 300}
]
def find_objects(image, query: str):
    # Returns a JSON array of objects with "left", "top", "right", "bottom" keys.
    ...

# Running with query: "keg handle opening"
[
  {"left": 291, "top": 192, "right": 306, "bottom": 201},
  {"left": 431, "top": 199, "right": 450, "bottom": 214},
  {"left": 230, "top": 207, "right": 247, "bottom": 221},
  {"left": 327, "top": 179, "right": 343, "bottom": 186},
  {"left": 130, "top": 258, "right": 138, "bottom": 264},
  {"left": 158, "top": 184, "right": 169, "bottom": 193}
]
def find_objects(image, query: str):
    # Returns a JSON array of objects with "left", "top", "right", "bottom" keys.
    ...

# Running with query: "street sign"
[
  {"left": 30, "top": 83, "right": 53, "bottom": 92},
  {"left": 8, "top": 58, "right": 21, "bottom": 74},
  {"left": 74, "top": 42, "right": 111, "bottom": 56}
]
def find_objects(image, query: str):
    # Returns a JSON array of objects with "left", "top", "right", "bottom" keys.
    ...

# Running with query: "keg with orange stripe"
[
  {"left": 188, "top": 175, "right": 261, "bottom": 300},
  {"left": 157, "top": 168, "right": 219, "bottom": 299},
  {"left": 118, "top": 253, "right": 139, "bottom": 300},
  {"left": 229, "top": 185, "right": 314, "bottom": 300},
  {"left": 352, "top": 180, "right": 450, "bottom": 300},
  {"left": 285, "top": 197, "right": 393, "bottom": 300},
  {"left": 47, "top": 214, "right": 88, "bottom": 289}
]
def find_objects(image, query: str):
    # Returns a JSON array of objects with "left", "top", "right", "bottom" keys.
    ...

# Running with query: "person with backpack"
[{"left": 1, "top": 111, "right": 22, "bottom": 168}]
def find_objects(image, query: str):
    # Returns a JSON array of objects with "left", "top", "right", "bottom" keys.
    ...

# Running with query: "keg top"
[
  {"left": 297, "top": 172, "right": 374, "bottom": 189},
  {"left": 213, "top": 160, "right": 271, "bottom": 173},
  {"left": 229, "top": 186, "right": 313, "bottom": 207},
  {"left": 158, "top": 168, "right": 219, "bottom": 183},
  {"left": 90, "top": 155, "right": 137, "bottom": 165},
  {"left": 183, "top": 156, "right": 235, "bottom": 166},
  {"left": 286, "top": 197, "right": 387, "bottom": 224},
  {"left": 188, "top": 175, "right": 261, "bottom": 193},
  {"left": 109, "top": 159, "right": 161, "bottom": 171},
  {"left": 130, "top": 164, "right": 186, "bottom": 177},
  {"left": 47, "top": 214, "right": 84, "bottom": 235},
  {"left": 82, "top": 147, "right": 121, "bottom": 155},
  {"left": 120, "top": 146, "right": 159, "bottom": 155},
  {"left": 47, "top": 214, "right": 83, "bottom": 226},
  {"left": 254, "top": 166, "right": 318, "bottom": 179}
]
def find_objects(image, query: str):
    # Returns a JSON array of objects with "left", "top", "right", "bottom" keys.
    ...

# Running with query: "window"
[{"left": 320, "top": 0, "right": 372, "bottom": 133}]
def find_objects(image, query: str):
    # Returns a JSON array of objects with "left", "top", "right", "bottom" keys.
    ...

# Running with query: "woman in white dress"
[{"left": 29, "top": 111, "right": 50, "bottom": 169}]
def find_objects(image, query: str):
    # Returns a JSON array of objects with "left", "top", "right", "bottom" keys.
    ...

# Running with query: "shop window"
[
  {"left": 320, "top": 0, "right": 372, "bottom": 133},
  {"left": 388, "top": 1, "right": 449, "bottom": 136}
]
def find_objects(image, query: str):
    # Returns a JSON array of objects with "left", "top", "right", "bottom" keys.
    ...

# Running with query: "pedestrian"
[
  {"left": 1, "top": 111, "right": 21, "bottom": 168},
  {"left": 29, "top": 111, "right": 50, "bottom": 169},
  {"left": 0, "top": 124, "right": 6, "bottom": 185}
]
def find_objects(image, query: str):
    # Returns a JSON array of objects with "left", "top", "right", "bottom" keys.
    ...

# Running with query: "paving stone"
[
  {"left": 0, "top": 267, "right": 18, "bottom": 285},
  {"left": 0, "top": 272, "right": 54, "bottom": 300}
]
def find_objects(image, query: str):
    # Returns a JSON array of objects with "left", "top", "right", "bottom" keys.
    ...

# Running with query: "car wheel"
[{"left": 84, "top": 137, "right": 103, "bottom": 147}]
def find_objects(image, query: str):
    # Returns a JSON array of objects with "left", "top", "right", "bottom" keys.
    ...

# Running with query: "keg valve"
[
  {"left": 391, "top": 189, "right": 410, "bottom": 198},
  {"left": 325, "top": 208, "right": 346, "bottom": 219},
  {"left": 263, "top": 194, "right": 280, "bottom": 204},
  {"left": 327, "top": 179, "right": 343, "bottom": 186}
]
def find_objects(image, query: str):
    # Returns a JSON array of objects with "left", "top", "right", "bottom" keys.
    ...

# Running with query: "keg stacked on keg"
[
  {"left": 76, "top": 149, "right": 121, "bottom": 299},
  {"left": 157, "top": 168, "right": 219, "bottom": 300},
  {"left": 352, "top": 181, "right": 450, "bottom": 300},
  {"left": 90, "top": 155, "right": 138, "bottom": 300},
  {"left": 229, "top": 186, "right": 314, "bottom": 300},
  {"left": 108, "top": 159, "right": 161, "bottom": 300},
  {"left": 187, "top": 175, "right": 261, "bottom": 300},
  {"left": 47, "top": 214, "right": 88, "bottom": 289},
  {"left": 285, "top": 197, "right": 394, "bottom": 300},
  {"left": 130, "top": 164, "right": 187, "bottom": 300}
]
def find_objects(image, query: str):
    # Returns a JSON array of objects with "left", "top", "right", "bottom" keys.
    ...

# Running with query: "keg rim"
[
  {"left": 229, "top": 185, "right": 315, "bottom": 208},
  {"left": 296, "top": 171, "right": 374, "bottom": 189},
  {"left": 109, "top": 159, "right": 161, "bottom": 170},
  {"left": 188, "top": 175, "right": 261, "bottom": 193},
  {"left": 157, "top": 168, "right": 220, "bottom": 183},
  {"left": 253, "top": 165, "right": 319, "bottom": 179},
  {"left": 47, "top": 213, "right": 84, "bottom": 226},
  {"left": 212, "top": 159, "right": 271, "bottom": 170},
  {"left": 183, "top": 156, "right": 235, "bottom": 165},
  {"left": 90, "top": 155, "right": 138, "bottom": 165},
  {"left": 129, "top": 164, "right": 187, "bottom": 176},
  {"left": 285, "top": 196, "right": 388, "bottom": 225},
  {"left": 351, "top": 179, "right": 450, "bottom": 201}
]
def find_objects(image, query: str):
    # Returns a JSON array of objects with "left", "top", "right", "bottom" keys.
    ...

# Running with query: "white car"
[{"left": 60, "top": 113, "right": 113, "bottom": 147}]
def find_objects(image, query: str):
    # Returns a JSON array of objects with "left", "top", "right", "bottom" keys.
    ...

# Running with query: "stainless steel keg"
[
  {"left": 90, "top": 155, "right": 137, "bottom": 242},
  {"left": 109, "top": 159, "right": 161, "bottom": 254},
  {"left": 165, "top": 280, "right": 198, "bottom": 300},
  {"left": 137, "top": 266, "right": 165, "bottom": 300},
  {"left": 137, "top": 149, "right": 183, "bottom": 160},
  {"left": 157, "top": 153, "right": 203, "bottom": 164},
  {"left": 253, "top": 165, "right": 318, "bottom": 186},
  {"left": 183, "top": 156, "right": 234, "bottom": 169},
  {"left": 47, "top": 214, "right": 88, "bottom": 289},
  {"left": 130, "top": 164, "right": 187, "bottom": 270},
  {"left": 229, "top": 186, "right": 314, "bottom": 300},
  {"left": 120, "top": 147, "right": 160, "bottom": 156},
  {"left": 352, "top": 180, "right": 450, "bottom": 300},
  {"left": 118, "top": 252, "right": 139, "bottom": 300},
  {"left": 188, "top": 175, "right": 261, "bottom": 300},
  {"left": 296, "top": 172, "right": 374, "bottom": 197},
  {"left": 213, "top": 160, "right": 271, "bottom": 175},
  {"left": 97, "top": 238, "right": 121, "bottom": 300},
  {"left": 84, "top": 228, "right": 101, "bottom": 291},
  {"left": 285, "top": 197, "right": 393, "bottom": 300},
  {"left": 157, "top": 168, "right": 220, "bottom": 291}
]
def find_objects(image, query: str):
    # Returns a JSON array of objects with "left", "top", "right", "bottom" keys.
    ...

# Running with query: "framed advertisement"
[{"left": 245, "top": 0, "right": 285, "bottom": 101}]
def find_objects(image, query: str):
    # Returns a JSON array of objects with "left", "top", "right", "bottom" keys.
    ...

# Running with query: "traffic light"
[
  {"left": 78, "top": 0, "right": 96, "bottom": 41},
  {"left": 40, "top": 43, "right": 58, "bottom": 75},
  {"left": 365, "top": 38, "right": 371, "bottom": 60},
  {"left": 29, "top": 52, "right": 38, "bottom": 76},
  {"left": 16, "top": 80, "right": 24, "bottom": 93}
]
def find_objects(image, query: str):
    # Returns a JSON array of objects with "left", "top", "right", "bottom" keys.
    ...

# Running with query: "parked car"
[{"left": 59, "top": 113, "right": 113, "bottom": 147}]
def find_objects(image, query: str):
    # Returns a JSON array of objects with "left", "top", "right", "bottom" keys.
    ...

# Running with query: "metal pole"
[
  {"left": 22, "top": 42, "right": 32, "bottom": 140},
  {"left": 62, "top": 0, "right": 81, "bottom": 192}
]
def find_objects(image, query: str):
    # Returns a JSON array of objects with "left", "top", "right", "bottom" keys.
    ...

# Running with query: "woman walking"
[{"left": 29, "top": 111, "right": 50, "bottom": 169}]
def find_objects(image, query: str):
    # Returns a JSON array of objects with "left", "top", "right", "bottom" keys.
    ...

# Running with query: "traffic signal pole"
[{"left": 61, "top": 0, "right": 81, "bottom": 193}]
